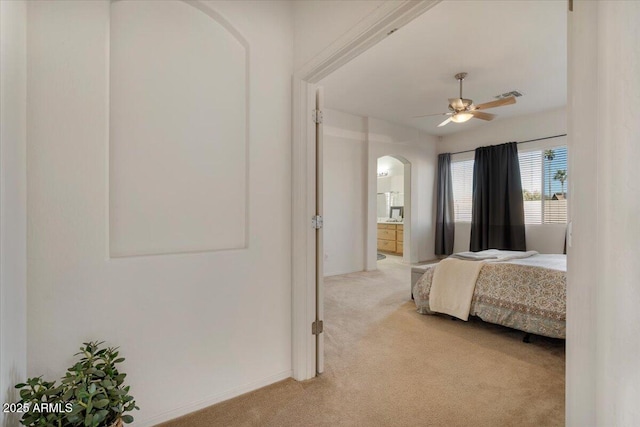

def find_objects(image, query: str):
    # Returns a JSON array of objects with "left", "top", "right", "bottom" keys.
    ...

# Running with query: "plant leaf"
[
  {"left": 93, "top": 410, "right": 108, "bottom": 426},
  {"left": 93, "top": 399, "right": 109, "bottom": 409},
  {"left": 69, "top": 404, "right": 83, "bottom": 415}
]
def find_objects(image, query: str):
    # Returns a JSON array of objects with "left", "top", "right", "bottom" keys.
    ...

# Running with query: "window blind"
[
  {"left": 519, "top": 146, "right": 567, "bottom": 224},
  {"left": 451, "top": 159, "right": 474, "bottom": 222},
  {"left": 519, "top": 150, "right": 543, "bottom": 224}
]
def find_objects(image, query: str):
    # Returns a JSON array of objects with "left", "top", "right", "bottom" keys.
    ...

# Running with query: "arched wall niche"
[{"left": 108, "top": 0, "right": 250, "bottom": 257}]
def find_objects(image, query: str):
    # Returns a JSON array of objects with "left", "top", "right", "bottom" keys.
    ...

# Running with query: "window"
[
  {"left": 519, "top": 150, "right": 543, "bottom": 224},
  {"left": 451, "top": 159, "right": 474, "bottom": 222},
  {"left": 450, "top": 146, "right": 567, "bottom": 224},
  {"left": 519, "top": 146, "right": 567, "bottom": 224}
]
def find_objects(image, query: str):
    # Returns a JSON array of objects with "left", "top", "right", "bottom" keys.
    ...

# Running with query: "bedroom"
[
  {"left": 1, "top": 1, "right": 638, "bottom": 426},
  {"left": 318, "top": 0, "right": 567, "bottom": 423},
  {"left": 298, "top": 3, "right": 637, "bottom": 425},
  {"left": 320, "top": 0, "right": 567, "bottom": 273}
]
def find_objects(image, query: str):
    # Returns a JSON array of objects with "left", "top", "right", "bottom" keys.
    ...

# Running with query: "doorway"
[
  {"left": 292, "top": 0, "right": 570, "bottom": 388},
  {"left": 375, "top": 155, "right": 411, "bottom": 265}
]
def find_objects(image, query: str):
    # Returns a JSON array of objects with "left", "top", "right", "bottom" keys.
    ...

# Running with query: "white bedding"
[
  {"left": 429, "top": 258, "right": 485, "bottom": 321},
  {"left": 505, "top": 254, "right": 566, "bottom": 272},
  {"left": 451, "top": 249, "right": 539, "bottom": 262}
]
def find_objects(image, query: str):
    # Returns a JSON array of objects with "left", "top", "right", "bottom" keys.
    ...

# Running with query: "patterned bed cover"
[{"left": 413, "top": 254, "right": 566, "bottom": 339}]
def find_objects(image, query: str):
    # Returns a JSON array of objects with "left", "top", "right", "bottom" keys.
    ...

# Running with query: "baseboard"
[{"left": 136, "top": 369, "right": 293, "bottom": 426}]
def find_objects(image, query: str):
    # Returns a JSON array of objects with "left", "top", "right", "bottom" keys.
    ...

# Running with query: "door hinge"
[
  {"left": 312, "top": 320, "right": 324, "bottom": 335},
  {"left": 312, "top": 109, "right": 323, "bottom": 124},
  {"left": 312, "top": 215, "right": 323, "bottom": 229}
]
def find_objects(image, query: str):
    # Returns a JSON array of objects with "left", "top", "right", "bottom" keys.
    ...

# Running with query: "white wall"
[
  {"left": 0, "top": 1, "right": 27, "bottom": 426},
  {"left": 26, "top": 1, "right": 293, "bottom": 425},
  {"left": 323, "top": 109, "right": 367, "bottom": 276},
  {"left": 594, "top": 3, "right": 640, "bottom": 423},
  {"left": 567, "top": 2, "right": 640, "bottom": 426},
  {"left": 293, "top": 0, "right": 385, "bottom": 71},
  {"left": 438, "top": 108, "right": 568, "bottom": 254},
  {"left": 109, "top": 0, "right": 249, "bottom": 257},
  {"left": 437, "top": 107, "right": 566, "bottom": 156},
  {"left": 322, "top": 109, "right": 437, "bottom": 275},
  {"left": 449, "top": 222, "right": 566, "bottom": 255},
  {"left": 367, "top": 117, "right": 438, "bottom": 267}
]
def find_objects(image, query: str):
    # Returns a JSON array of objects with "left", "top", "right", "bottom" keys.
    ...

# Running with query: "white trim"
[
  {"left": 323, "top": 125, "right": 367, "bottom": 141},
  {"left": 363, "top": 118, "right": 373, "bottom": 271},
  {"left": 297, "top": 1, "right": 441, "bottom": 83},
  {"left": 138, "top": 370, "right": 293, "bottom": 427},
  {"left": 291, "top": 0, "right": 440, "bottom": 380},
  {"left": 291, "top": 78, "right": 316, "bottom": 380}
]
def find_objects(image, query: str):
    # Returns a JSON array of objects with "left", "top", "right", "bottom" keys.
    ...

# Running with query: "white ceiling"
[{"left": 320, "top": 0, "right": 567, "bottom": 136}]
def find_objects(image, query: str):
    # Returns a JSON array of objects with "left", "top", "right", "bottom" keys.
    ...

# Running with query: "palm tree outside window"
[
  {"left": 544, "top": 149, "right": 556, "bottom": 199},
  {"left": 554, "top": 169, "right": 567, "bottom": 197}
]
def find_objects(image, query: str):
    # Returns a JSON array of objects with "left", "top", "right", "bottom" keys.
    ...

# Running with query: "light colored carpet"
[{"left": 161, "top": 256, "right": 565, "bottom": 426}]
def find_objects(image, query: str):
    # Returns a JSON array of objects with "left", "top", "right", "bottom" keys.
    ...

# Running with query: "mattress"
[{"left": 412, "top": 254, "right": 566, "bottom": 339}]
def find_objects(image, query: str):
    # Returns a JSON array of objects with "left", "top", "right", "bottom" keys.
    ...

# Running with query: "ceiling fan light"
[{"left": 451, "top": 112, "right": 473, "bottom": 123}]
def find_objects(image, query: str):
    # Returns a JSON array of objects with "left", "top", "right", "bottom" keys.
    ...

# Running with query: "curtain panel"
[
  {"left": 435, "top": 153, "right": 455, "bottom": 256},
  {"left": 470, "top": 142, "right": 526, "bottom": 251}
]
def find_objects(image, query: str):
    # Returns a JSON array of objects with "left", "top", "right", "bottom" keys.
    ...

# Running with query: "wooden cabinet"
[
  {"left": 396, "top": 225, "right": 403, "bottom": 254},
  {"left": 377, "top": 239, "right": 396, "bottom": 253},
  {"left": 377, "top": 223, "right": 403, "bottom": 255},
  {"left": 378, "top": 229, "right": 396, "bottom": 241}
]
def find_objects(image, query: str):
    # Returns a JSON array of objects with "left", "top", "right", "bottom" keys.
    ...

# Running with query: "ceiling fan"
[{"left": 414, "top": 72, "right": 517, "bottom": 127}]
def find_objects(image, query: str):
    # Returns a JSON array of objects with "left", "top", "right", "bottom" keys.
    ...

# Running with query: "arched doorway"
[{"left": 372, "top": 155, "right": 411, "bottom": 266}]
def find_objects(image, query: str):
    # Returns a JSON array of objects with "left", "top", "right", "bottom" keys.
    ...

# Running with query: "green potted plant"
[{"left": 15, "top": 341, "right": 139, "bottom": 427}]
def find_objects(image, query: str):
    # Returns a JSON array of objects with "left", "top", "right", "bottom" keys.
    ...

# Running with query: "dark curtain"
[
  {"left": 470, "top": 142, "right": 526, "bottom": 251},
  {"left": 435, "top": 153, "right": 455, "bottom": 256}
]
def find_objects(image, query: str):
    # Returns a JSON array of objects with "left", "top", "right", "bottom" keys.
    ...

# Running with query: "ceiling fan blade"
[
  {"left": 448, "top": 98, "right": 465, "bottom": 110},
  {"left": 470, "top": 110, "right": 496, "bottom": 121},
  {"left": 412, "top": 112, "right": 452, "bottom": 119},
  {"left": 474, "top": 96, "right": 516, "bottom": 110},
  {"left": 437, "top": 117, "right": 452, "bottom": 127}
]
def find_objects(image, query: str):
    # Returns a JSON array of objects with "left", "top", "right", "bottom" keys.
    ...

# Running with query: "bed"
[{"left": 411, "top": 251, "right": 566, "bottom": 339}]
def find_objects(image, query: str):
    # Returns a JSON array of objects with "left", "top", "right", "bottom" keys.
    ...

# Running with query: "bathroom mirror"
[{"left": 390, "top": 206, "right": 403, "bottom": 220}]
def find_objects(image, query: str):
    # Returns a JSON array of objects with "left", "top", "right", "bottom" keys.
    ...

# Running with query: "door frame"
[
  {"left": 369, "top": 155, "right": 412, "bottom": 269},
  {"left": 291, "top": 0, "right": 440, "bottom": 381}
]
